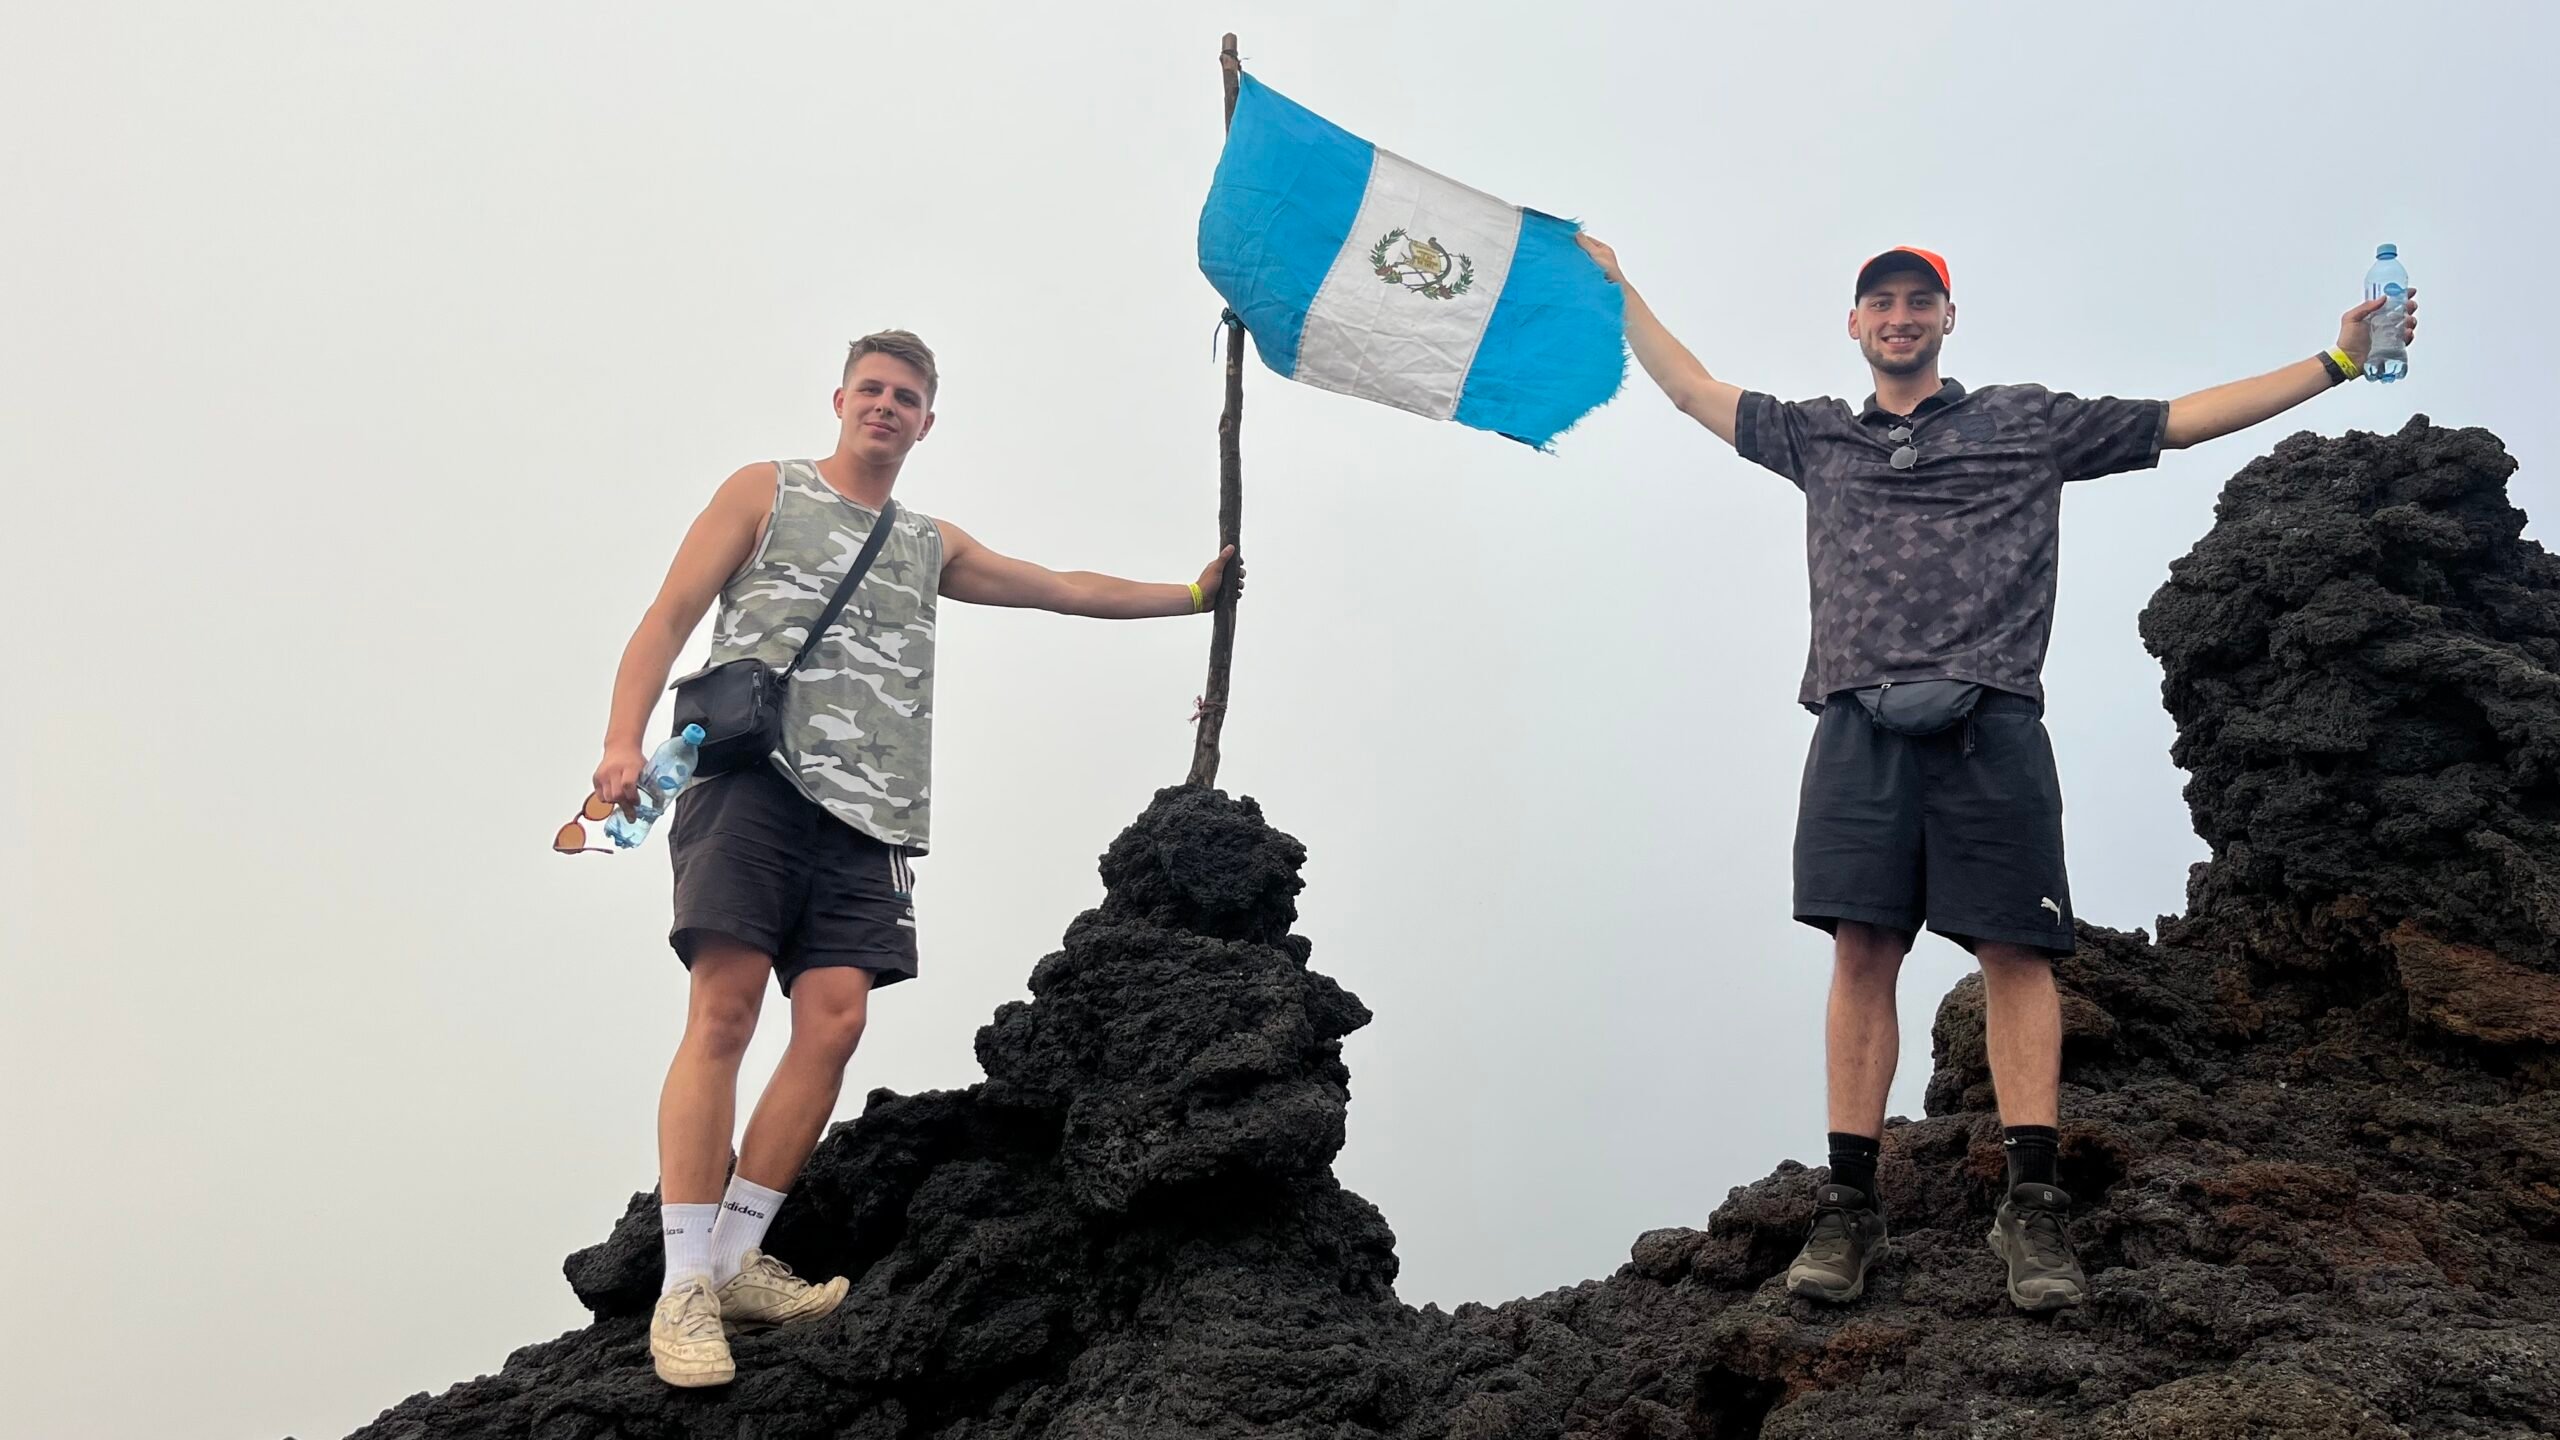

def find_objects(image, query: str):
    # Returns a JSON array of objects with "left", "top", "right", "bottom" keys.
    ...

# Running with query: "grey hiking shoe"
[
  {"left": 1785, "top": 1184, "right": 1889, "bottom": 1303},
  {"left": 1988, "top": 1181, "right": 2087, "bottom": 1312}
]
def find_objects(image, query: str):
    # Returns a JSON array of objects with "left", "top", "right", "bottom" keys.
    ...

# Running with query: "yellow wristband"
[
  {"left": 1187, "top": 581, "right": 1205, "bottom": 614},
  {"left": 2326, "top": 347, "right": 2357, "bottom": 382}
]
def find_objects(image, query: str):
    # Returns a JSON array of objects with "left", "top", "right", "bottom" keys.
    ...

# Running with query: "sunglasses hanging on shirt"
[{"left": 1888, "top": 424, "right": 1918, "bottom": 470}]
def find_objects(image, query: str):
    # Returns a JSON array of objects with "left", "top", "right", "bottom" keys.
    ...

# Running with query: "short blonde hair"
[{"left": 844, "top": 330, "right": 939, "bottom": 403}]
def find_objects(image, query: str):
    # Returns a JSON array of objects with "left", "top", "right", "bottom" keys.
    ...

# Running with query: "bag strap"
[{"left": 784, "top": 497, "right": 900, "bottom": 677}]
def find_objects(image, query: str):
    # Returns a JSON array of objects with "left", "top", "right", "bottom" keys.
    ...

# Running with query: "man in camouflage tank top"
[
  {"left": 587, "top": 331, "right": 1237, "bottom": 1387},
  {"left": 1577, "top": 235, "right": 2417, "bottom": 1316}
]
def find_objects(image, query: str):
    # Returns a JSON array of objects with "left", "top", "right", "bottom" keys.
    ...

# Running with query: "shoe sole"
[
  {"left": 1986, "top": 1224, "right": 2085, "bottom": 1312},
  {"left": 654, "top": 1356, "right": 736, "bottom": 1388}
]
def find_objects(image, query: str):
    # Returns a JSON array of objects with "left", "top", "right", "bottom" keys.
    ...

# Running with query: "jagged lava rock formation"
[{"left": 357, "top": 419, "right": 2557, "bottom": 1439}]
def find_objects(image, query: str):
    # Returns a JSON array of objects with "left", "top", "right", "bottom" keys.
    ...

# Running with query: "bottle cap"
[
  {"left": 681, "top": 723, "right": 707, "bottom": 744},
  {"left": 2376, "top": 244, "right": 2398, "bottom": 259}
]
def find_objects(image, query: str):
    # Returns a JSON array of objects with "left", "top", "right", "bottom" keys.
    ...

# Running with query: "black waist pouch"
[{"left": 1851, "top": 678, "right": 1985, "bottom": 737}]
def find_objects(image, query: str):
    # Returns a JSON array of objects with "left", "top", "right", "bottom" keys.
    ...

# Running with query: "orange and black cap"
[{"left": 1855, "top": 246, "right": 1952, "bottom": 298}]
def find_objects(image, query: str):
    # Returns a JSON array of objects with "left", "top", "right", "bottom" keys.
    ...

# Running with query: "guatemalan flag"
[{"left": 1198, "top": 74, "right": 1624, "bottom": 451}]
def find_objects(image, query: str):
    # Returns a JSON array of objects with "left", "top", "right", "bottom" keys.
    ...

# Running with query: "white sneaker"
[
  {"left": 650, "top": 1277, "right": 735, "bottom": 1387},
  {"left": 715, "top": 1249, "right": 849, "bottom": 1329}
]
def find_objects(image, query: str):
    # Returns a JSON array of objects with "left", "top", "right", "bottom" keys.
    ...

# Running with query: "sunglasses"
[
  {"left": 553, "top": 793, "right": 620, "bottom": 855},
  {"left": 1888, "top": 423, "right": 1918, "bottom": 470}
]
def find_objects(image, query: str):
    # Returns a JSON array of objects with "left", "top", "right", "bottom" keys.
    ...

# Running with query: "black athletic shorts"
[
  {"left": 667, "top": 763, "right": 920, "bottom": 994},
  {"left": 1792, "top": 689, "right": 2076, "bottom": 956}
]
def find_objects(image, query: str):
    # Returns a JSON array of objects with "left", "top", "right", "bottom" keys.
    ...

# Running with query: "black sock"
[
  {"left": 1826, "top": 1132, "right": 1881, "bottom": 1199},
  {"left": 2003, "top": 1125, "right": 2060, "bottom": 1190}
]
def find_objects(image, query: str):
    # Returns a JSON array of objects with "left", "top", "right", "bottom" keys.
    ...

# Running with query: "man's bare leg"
[
  {"left": 658, "top": 939, "right": 773, "bottom": 1203},
  {"left": 649, "top": 938, "right": 771, "bottom": 1388},
  {"left": 735, "top": 964, "right": 873, "bottom": 1190},
  {"left": 1976, "top": 940, "right": 2082, "bottom": 1310},
  {"left": 698, "top": 966, "right": 872, "bottom": 1322},
  {"left": 1976, "top": 942, "right": 2060, "bottom": 1130},
  {"left": 1787, "top": 919, "right": 1911, "bottom": 1302},
  {"left": 1826, "top": 920, "right": 1912, "bottom": 1138}
]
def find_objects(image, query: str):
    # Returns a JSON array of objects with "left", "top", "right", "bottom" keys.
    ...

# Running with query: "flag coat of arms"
[{"left": 1197, "top": 74, "right": 1624, "bottom": 451}]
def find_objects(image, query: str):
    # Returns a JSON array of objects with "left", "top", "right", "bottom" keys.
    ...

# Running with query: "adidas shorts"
[{"left": 666, "top": 763, "right": 921, "bottom": 993}]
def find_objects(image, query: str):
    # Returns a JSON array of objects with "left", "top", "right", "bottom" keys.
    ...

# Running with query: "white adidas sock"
[
  {"left": 709, "top": 1176, "right": 788, "bottom": 1287},
  {"left": 660, "top": 1203, "right": 719, "bottom": 1296}
]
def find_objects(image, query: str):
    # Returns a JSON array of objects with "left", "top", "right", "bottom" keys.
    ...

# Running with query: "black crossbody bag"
[{"left": 666, "top": 499, "right": 899, "bottom": 778}]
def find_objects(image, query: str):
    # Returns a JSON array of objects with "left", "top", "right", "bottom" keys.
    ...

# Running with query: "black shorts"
[
  {"left": 1792, "top": 690, "right": 2075, "bottom": 956},
  {"left": 667, "top": 763, "right": 920, "bottom": 994}
]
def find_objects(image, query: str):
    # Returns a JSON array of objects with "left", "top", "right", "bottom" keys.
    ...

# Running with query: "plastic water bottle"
[
  {"left": 605, "top": 723, "right": 708, "bottom": 849},
  {"left": 2363, "top": 244, "right": 2409, "bottom": 383}
]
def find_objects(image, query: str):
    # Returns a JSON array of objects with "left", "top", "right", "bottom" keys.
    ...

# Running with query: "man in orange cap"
[{"left": 1574, "top": 233, "right": 2417, "bottom": 1312}]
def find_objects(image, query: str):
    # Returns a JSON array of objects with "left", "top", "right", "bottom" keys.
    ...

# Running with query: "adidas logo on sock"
[{"left": 722, "top": 1200, "right": 769, "bottom": 1220}]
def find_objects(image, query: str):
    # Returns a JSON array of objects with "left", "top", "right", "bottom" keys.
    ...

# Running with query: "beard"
[{"left": 1863, "top": 331, "right": 1942, "bottom": 376}]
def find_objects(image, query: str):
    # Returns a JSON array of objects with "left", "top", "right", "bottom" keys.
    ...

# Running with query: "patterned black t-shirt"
[{"left": 1735, "top": 379, "right": 2170, "bottom": 707}]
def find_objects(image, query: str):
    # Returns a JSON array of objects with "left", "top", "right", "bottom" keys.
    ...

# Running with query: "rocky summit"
[{"left": 357, "top": 418, "right": 2557, "bottom": 1439}]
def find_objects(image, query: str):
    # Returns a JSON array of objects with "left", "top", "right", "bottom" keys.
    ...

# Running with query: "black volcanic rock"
[
  {"left": 366, "top": 788, "right": 1418, "bottom": 1438},
  {"left": 356, "top": 421, "right": 2558, "bottom": 1439},
  {"left": 2138, "top": 417, "right": 2560, "bottom": 1067}
]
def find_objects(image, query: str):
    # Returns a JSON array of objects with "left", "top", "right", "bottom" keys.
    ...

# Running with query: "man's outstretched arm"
[
  {"left": 1578, "top": 234, "right": 1747, "bottom": 448},
  {"left": 2164, "top": 292, "right": 2420, "bottom": 449},
  {"left": 940, "top": 524, "right": 1238, "bottom": 619}
]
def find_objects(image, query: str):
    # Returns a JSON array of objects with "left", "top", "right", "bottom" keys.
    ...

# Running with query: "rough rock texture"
[
  {"left": 2144, "top": 417, "right": 2560, "bottom": 991},
  {"left": 357, "top": 419, "right": 2558, "bottom": 1439}
]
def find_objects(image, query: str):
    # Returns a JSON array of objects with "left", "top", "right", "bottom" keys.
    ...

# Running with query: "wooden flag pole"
[{"left": 1187, "top": 31, "right": 1246, "bottom": 789}]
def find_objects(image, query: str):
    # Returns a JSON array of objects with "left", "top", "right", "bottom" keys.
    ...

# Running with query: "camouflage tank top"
[{"left": 700, "top": 459, "right": 943, "bottom": 851}]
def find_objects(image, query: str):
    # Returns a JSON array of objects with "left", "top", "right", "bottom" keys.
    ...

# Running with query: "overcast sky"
[{"left": 6, "top": 3, "right": 2555, "bottom": 1437}]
